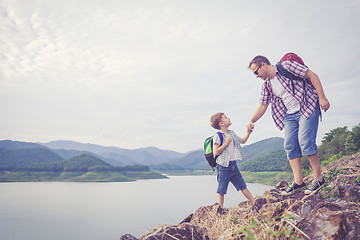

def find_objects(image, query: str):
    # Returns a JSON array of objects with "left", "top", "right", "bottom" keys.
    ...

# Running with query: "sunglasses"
[{"left": 253, "top": 64, "right": 262, "bottom": 75}]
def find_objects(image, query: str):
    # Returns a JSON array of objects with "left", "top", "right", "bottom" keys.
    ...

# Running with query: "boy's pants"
[{"left": 216, "top": 161, "right": 246, "bottom": 195}]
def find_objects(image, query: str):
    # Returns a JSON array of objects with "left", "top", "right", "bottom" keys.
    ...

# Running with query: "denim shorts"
[
  {"left": 283, "top": 102, "right": 320, "bottom": 160},
  {"left": 216, "top": 161, "right": 247, "bottom": 195}
]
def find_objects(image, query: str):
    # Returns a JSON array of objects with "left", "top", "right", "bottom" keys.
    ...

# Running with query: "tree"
[
  {"left": 345, "top": 123, "right": 360, "bottom": 154},
  {"left": 318, "top": 126, "right": 349, "bottom": 162}
]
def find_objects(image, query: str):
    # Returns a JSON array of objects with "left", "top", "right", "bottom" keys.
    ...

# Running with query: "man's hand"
[
  {"left": 247, "top": 122, "right": 255, "bottom": 132},
  {"left": 319, "top": 97, "right": 330, "bottom": 112}
]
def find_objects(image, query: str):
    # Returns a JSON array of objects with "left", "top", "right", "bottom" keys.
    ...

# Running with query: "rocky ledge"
[{"left": 120, "top": 153, "right": 360, "bottom": 240}]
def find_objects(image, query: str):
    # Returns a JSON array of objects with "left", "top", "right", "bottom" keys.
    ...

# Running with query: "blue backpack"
[{"left": 204, "top": 132, "right": 224, "bottom": 169}]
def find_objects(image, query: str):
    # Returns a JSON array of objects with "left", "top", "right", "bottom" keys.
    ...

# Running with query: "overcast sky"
[{"left": 1, "top": 0, "right": 359, "bottom": 153}]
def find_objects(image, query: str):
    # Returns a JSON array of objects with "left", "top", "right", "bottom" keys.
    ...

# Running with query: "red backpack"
[
  {"left": 279, "top": 52, "right": 305, "bottom": 66},
  {"left": 276, "top": 53, "right": 313, "bottom": 92}
]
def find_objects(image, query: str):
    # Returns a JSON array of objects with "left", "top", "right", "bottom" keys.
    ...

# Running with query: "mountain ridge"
[{"left": 0, "top": 137, "right": 286, "bottom": 171}]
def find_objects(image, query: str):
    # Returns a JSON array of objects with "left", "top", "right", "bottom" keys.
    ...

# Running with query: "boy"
[{"left": 210, "top": 112, "right": 255, "bottom": 208}]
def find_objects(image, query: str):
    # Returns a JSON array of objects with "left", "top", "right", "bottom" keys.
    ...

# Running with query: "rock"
[
  {"left": 335, "top": 184, "right": 360, "bottom": 203},
  {"left": 139, "top": 223, "right": 209, "bottom": 240},
  {"left": 276, "top": 180, "right": 288, "bottom": 190},
  {"left": 120, "top": 234, "right": 138, "bottom": 240},
  {"left": 130, "top": 153, "right": 360, "bottom": 240},
  {"left": 300, "top": 200, "right": 312, "bottom": 218},
  {"left": 218, "top": 228, "right": 237, "bottom": 240},
  {"left": 180, "top": 213, "right": 193, "bottom": 224},
  {"left": 298, "top": 201, "right": 360, "bottom": 240},
  {"left": 251, "top": 196, "right": 267, "bottom": 212}
]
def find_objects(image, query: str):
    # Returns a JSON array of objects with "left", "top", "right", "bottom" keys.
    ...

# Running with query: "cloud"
[{"left": 0, "top": 0, "right": 359, "bottom": 152}]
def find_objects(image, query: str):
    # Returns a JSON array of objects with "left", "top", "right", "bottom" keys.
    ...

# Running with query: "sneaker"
[
  {"left": 304, "top": 179, "right": 325, "bottom": 195},
  {"left": 281, "top": 182, "right": 307, "bottom": 196}
]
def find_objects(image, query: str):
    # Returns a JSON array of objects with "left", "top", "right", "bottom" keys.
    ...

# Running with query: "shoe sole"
[
  {"left": 304, "top": 183, "right": 325, "bottom": 195},
  {"left": 281, "top": 185, "right": 307, "bottom": 196}
]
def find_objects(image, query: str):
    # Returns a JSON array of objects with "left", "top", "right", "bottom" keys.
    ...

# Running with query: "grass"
[
  {"left": 242, "top": 171, "right": 293, "bottom": 186},
  {"left": 198, "top": 193, "right": 307, "bottom": 240}
]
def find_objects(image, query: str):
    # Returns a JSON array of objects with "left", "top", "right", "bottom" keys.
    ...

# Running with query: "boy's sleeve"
[{"left": 213, "top": 133, "right": 221, "bottom": 145}]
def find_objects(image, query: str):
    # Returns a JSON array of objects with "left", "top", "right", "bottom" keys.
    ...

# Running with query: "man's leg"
[
  {"left": 307, "top": 153, "right": 323, "bottom": 181},
  {"left": 281, "top": 112, "right": 307, "bottom": 196},
  {"left": 288, "top": 157, "right": 303, "bottom": 184}
]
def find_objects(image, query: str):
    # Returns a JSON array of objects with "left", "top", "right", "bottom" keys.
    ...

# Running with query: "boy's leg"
[
  {"left": 217, "top": 194, "right": 225, "bottom": 208},
  {"left": 241, "top": 188, "right": 255, "bottom": 204},
  {"left": 229, "top": 163, "right": 255, "bottom": 204},
  {"left": 216, "top": 165, "right": 230, "bottom": 208}
]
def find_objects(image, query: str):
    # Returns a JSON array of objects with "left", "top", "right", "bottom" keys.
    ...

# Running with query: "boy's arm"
[
  {"left": 241, "top": 128, "right": 252, "bottom": 144},
  {"left": 214, "top": 136, "right": 232, "bottom": 156}
]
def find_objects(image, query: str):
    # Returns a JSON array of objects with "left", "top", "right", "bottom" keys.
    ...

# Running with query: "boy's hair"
[
  {"left": 210, "top": 112, "right": 224, "bottom": 130},
  {"left": 248, "top": 55, "right": 271, "bottom": 68}
]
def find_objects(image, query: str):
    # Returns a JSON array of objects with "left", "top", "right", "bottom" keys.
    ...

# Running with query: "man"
[{"left": 247, "top": 54, "right": 330, "bottom": 195}]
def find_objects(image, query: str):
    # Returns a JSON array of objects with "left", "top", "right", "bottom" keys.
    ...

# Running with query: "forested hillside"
[
  {"left": 239, "top": 149, "right": 290, "bottom": 172},
  {"left": 318, "top": 123, "right": 360, "bottom": 165},
  {"left": 242, "top": 137, "right": 284, "bottom": 161},
  {"left": 0, "top": 147, "right": 63, "bottom": 170}
]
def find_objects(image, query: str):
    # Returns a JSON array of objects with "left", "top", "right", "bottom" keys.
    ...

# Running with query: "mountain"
[
  {"left": 40, "top": 140, "right": 185, "bottom": 165},
  {"left": 50, "top": 149, "right": 134, "bottom": 166},
  {"left": 26, "top": 153, "right": 112, "bottom": 171},
  {"left": 0, "top": 147, "right": 64, "bottom": 170},
  {"left": 154, "top": 137, "right": 286, "bottom": 171},
  {"left": 242, "top": 137, "right": 284, "bottom": 161},
  {"left": 0, "top": 140, "right": 46, "bottom": 150},
  {"left": 239, "top": 149, "right": 290, "bottom": 172},
  {"left": 0, "top": 137, "right": 287, "bottom": 172},
  {"left": 155, "top": 150, "right": 208, "bottom": 170}
]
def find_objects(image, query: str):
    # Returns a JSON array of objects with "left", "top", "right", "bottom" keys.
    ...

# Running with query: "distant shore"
[
  {"left": 0, "top": 170, "right": 168, "bottom": 182},
  {"left": 156, "top": 170, "right": 292, "bottom": 186}
]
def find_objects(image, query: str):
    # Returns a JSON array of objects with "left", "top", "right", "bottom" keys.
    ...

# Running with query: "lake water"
[{"left": 0, "top": 176, "right": 273, "bottom": 240}]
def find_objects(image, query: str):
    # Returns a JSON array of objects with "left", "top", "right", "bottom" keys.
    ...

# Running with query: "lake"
[{"left": 0, "top": 176, "right": 273, "bottom": 240}]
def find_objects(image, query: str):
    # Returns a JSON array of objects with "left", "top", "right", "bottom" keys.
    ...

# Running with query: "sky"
[{"left": 1, "top": 0, "right": 359, "bottom": 153}]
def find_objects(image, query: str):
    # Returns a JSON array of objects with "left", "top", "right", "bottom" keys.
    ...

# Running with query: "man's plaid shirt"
[
  {"left": 214, "top": 130, "right": 245, "bottom": 168},
  {"left": 260, "top": 61, "right": 319, "bottom": 130}
]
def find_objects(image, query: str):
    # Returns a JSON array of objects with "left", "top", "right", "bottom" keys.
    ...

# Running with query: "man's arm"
[
  {"left": 247, "top": 104, "right": 269, "bottom": 131},
  {"left": 304, "top": 69, "right": 330, "bottom": 112}
]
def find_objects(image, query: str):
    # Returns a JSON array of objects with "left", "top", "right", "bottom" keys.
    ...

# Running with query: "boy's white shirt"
[{"left": 213, "top": 130, "right": 245, "bottom": 167}]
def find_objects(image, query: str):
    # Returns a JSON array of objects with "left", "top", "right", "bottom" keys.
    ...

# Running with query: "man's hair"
[
  {"left": 248, "top": 55, "right": 271, "bottom": 68},
  {"left": 210, "top": 112, "right": 224, "bottom": 130}
]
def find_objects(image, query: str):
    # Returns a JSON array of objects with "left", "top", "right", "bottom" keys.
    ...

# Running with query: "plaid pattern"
[
  {"left": 215, "top": 130, "right": 245, "bottom": 167},
  {"left": 260, "top": 61, "right": 319, "bottom": 130}
]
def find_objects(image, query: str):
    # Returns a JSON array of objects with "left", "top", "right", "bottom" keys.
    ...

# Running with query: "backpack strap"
[
  {"left": 276, "top": 63, "right": 304, "bottom": 82},
  {"left": 217, "top": 132, "right": 224, "bottom": 146},
  {"left": 276, "top": 63, "right": 322, "bottom": 121},
  {"left": 276, "top": 63, "right": 308, "bottom": 96}
]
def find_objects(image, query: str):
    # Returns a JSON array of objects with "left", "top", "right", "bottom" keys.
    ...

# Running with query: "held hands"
[{"left": 247, "top": 122, "right": 255, "bottom": 132}]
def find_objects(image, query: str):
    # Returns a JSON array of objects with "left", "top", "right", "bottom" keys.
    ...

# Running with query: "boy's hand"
[
  {"left": 247, "top": 128, "right": 253, "bottom": 134},
  {"left": 247, "top": 122, "right": 254, "bottom": 131},
  {"left": 225, "top": 136, "right": 232, "bottom": 145}
]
